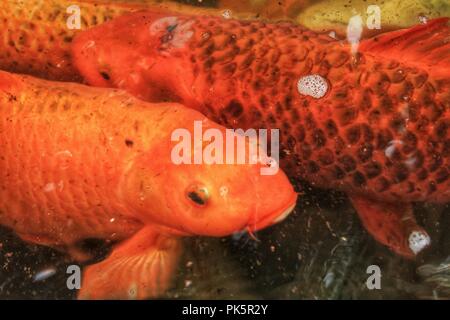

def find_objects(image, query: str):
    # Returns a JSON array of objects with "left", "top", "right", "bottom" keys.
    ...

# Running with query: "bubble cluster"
[
  {"left": 408, "top": 231, "right": 430, "bottom": 255},
  {"left": 297, "top": 74, "right": 329, "bottom": 99}
]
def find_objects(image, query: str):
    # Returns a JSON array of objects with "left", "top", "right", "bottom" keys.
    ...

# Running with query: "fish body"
[
  {"left": 0, "top": 0, "right": 136, "bottom": 81},
  {"left": 0, "top": 70, "right": 297, "bottom": 298},
  {"left": 296, "top": 0, "right": 450, "bottom": 37},
  {"left": 72, "top": 12, "right": 450, "bottom": 257},
  {"left": 0, "top": 0, "right": 259, "bottom": 81}
]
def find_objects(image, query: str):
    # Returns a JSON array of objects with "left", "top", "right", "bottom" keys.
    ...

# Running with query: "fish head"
[
  {"left": 72, "top": 11, "right": 196, "bottom": 101},
  {"left": 159, "top": 163, "right": 297, "bottom": 237},
  {"left": 121, "top": 115, "right": 297, "bottom": 237}
]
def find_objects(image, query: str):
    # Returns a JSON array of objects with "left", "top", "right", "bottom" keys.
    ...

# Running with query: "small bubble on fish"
[
  {"left": 409, "top": 231, "right": 431, "bottom": 255},
  {"left": 419, "top": 15, "right": 428, "bottom": 24},
  {"left": 128, "top": 283, "right": 138, "bottom": 299},
  {"left": 222, "top": 10, "right": 232, "bottom": 19},
  {"left": 328, "top": 31, "right": 337, "bottom": 39},
  {"left": 219, "top": 186, "right": 228, "bottom": 197},
  {"left": 43, "top": 183, "right": 56, "bottom": 192},
  {"left": 297, "top": 74, "right": 328, "bottom": 99}
]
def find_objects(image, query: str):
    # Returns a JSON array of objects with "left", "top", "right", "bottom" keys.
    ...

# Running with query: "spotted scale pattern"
[
  {"left": 72, "top": 13, "right": 450, "bottom": 204},
  {"left": 0, "top": 73, "right": 169, "bottom": 247},
  {"left": 0, "top": 0, "right": 142, "bottom": 81},
  {"left": 175, "top": 16, "right": 450, "bottom": 203}
]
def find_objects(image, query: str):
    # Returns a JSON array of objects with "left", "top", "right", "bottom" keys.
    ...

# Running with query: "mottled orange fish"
[
  {"left": 72, "top": 11, "right": 450, "bottom": 258},
  {"left": 0, "top": 70, "right": 297, "bottom": 299},
  {"left": 0, "top": 0, "right": 258, "bottom": 81}
]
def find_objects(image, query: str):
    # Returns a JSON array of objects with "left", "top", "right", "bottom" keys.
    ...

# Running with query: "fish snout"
[{"left": 247, "top": 193, "right": 298, "bottom": 233}]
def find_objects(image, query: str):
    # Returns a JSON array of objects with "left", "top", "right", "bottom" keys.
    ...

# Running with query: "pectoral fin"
[
  {"left": 78, "top": 226, "right": 182, "bottom": 299},
  {"left": 350, "top": 195, "right": 430, "bottom": 258}
]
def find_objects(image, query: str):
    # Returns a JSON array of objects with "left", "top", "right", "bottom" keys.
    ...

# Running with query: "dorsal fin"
[{"left": 360, "top": 18, "right": 450, "bottom": 72}]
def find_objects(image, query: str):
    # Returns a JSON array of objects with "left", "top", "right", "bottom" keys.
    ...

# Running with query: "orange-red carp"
[
  {"left": 0, "top": 70, "right": 297, "bottom": 299},
  {"left": 0, "top": 0, "right": 259, "bottom": 81}
]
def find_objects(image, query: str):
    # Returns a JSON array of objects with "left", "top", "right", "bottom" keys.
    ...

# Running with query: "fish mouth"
[
  {"left": 273, "top": 203, "right": 295, "bottom": 223},
  {"left": 248, "top": 194, "right": 298, "bottom": 232}
]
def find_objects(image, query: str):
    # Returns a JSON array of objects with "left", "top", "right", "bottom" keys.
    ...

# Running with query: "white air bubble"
[
  {"left": 43, "top": 183, "right": 56, "bottom": 193},
  {"left": 222, "top": 9, "right": 232, "bottom": 19},
  {"left": 419, "top": 15, "right": 428, "bottom": 24},
  {"left": 409, "top": 231, "right": 430, "bottom": 255},
  {"left": 328, "top": 31, "right": 337, "bottom": 39},
  {"left": 297, "top": 75, "right": 328, "bottom": 99},
  {"left": 219, "top": 186, "right": 228, "bottom": 197}
]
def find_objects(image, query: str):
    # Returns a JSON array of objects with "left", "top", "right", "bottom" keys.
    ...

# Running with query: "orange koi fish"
[
  {"left": 0, "top": 70, "right": 297, "bottom": 299},
  {"left": 72, "top": 11, "right": 450, "bottom": 258},
  {"left": 0, "top": 0, "right": 139, "bottom": 81},
  {"left": 0, "top": 0, "right": 257, "bottom": 81}
]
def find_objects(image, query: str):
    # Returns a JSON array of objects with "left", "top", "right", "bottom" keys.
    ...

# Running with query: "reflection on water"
[{"left": 0, "top": 0, "right": 450, "bottom": 300}]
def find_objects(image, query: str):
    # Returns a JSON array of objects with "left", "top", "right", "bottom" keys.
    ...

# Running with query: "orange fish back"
[{"left": 0, "top": 72, "right": 182, "bottom": 246}]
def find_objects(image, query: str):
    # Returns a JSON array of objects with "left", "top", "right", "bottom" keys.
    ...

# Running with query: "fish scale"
[{"left": 72, "top": 12, "right": 450, "bottom": 257}]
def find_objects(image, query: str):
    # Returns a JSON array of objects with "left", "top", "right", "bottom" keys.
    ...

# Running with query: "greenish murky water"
[{"left": 1, "top": 186, "right": 449, "bottom": 299}]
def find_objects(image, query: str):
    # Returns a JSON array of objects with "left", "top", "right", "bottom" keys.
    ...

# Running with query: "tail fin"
[{"left": 360, "top": 18, "right": 450, "bottom": 72}]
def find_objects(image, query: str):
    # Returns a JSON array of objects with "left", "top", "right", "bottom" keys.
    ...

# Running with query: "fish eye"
[{"left": 186, "top": 185, "right": 209, "bottom": 207}]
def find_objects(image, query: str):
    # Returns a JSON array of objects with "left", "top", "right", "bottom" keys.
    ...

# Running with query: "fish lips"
[{"left": 247, "top": 194, "right": 298, "bottom": 233}]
